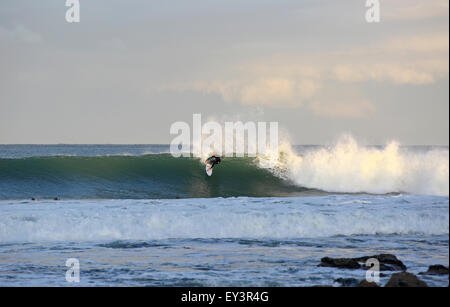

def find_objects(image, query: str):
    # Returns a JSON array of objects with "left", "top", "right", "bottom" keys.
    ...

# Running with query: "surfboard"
[{"left": 205, "top": 164, "right": 213, "bottom": 176}]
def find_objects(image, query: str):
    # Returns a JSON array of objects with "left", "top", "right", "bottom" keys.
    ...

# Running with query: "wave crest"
[{"left": 257, "top": 135, "right": 449, "bottom": 196}]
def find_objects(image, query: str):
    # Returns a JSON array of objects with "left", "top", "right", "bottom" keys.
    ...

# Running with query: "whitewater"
[
  {"left": 0, "top": 141, "right": 448, "bottom": 286},
  {"left": 0, "top": 137, "right": 448, "bottom": 199},
  {"left": 0, "top": 195, "right": 448, "bottom": 242},
  {"left": 257, "top": 135, "right": 449, "bottom": 197}
]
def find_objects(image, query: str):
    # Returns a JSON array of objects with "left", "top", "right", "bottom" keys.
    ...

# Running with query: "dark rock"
[
  {"left": 318, "top": 254, "right": 407, "bottom": 271},
  {"left": 334, "top": 278, "right": 360, "bottom": 287},
  {"left": 356, "top": 254, "right": 407, "bottom": 271},
  {"left": 358, "top": 280, "right": 380, "bottom": 287},
  {"left": 318, "top": 257, "right": 361, "bottom": 269},
  {"left": 385, "top": 272, "right": 428, "bottom": 287},
  {"left": 419, "top": 264, "right": 449, "bottom": 276}
]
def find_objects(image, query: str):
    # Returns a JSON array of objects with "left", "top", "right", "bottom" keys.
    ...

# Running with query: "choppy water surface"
[{"left": 0, "top": 195, "right": 448, "bottom": 286}]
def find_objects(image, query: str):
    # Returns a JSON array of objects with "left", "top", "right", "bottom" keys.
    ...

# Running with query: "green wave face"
[{"left": 0, "top": 154, "right": 310, "bottom": 199}]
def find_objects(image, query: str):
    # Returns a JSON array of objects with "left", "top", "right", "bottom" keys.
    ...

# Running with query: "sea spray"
[
  {"left": 0, "top": 141, "right": 448, "bottom": 199},
  {"left": 256, "top": 135, "right": 449, "bottom": 196}
]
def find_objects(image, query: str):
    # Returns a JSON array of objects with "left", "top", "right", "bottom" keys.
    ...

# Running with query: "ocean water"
[{"left": 0, "top": 144, "right": 448, "bottom": 286}]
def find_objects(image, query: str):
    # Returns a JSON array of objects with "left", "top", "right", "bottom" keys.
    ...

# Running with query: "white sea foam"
[
  {"left": 257, "top": 135, "right": 449, "bottom": 196},
  {"left": 0, "top": 195, "right": 447, "bottom": 242}
]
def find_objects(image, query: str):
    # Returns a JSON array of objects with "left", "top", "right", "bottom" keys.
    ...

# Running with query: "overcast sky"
[{"left": 0, "top": 0, "right": 448, "bottom": 145}]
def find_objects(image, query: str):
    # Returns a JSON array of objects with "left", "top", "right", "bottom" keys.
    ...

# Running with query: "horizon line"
[{"left": 0, "top": 143, "right": 449, "bottom": 147}]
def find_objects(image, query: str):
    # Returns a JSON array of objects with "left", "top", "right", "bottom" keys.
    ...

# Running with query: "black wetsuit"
[{"left": 206, "top": 156, "right": 221, "bottom": 168}]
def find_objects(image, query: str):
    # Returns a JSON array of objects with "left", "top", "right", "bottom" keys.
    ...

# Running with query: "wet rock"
[
  {"left": 419, "top": 264, "right": 449, "bottom": 276},
  {"left": 318, "top": 254, "right": 407, "bottom": 271},
  {"left": 385, "top": 272, "right": 428, "bottom": 287},
  {"left": 358, "top": 280, "right": 380, "bottom": 287},
  {"left": 318, "top": 257, "right": 360, "bottom": 269},
  {"left": 334, "top": 278, "right": 360, "bottom": 287},
  {"left": 355, "top": 254, "right": 407, "bottom": 271}
]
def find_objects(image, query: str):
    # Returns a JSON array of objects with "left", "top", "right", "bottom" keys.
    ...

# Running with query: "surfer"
[{"left": 205, "top": 153, "right": 221, "bottom": 170}]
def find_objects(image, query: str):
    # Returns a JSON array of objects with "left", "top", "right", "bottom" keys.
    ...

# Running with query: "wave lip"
[{"left": 0, "top": 195, "right": 448, "bottom": 243}]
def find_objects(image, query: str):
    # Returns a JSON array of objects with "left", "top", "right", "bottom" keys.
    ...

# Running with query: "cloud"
[
  {"left": 175, "top": 32, "right": 447, "bottom": 113},
  {"left": 309, "top": 99, "right": 375, "bottom": 118},
  {"left": 384, "top": 33, "right": 449, "bottom": 54},
  {"left": 332, "top": 33, "right": 449, "bottom": 84},
  {"left": 333, "top": 63, "right": 438, "bottom": 85},
  {"left": 0, "top": 24, "right": 42, "bottom": 44},
  {"left": 154, "top": 4, "right": 447, "bottom": 118},
  {"left": 240, "top": 78, "right": 296, "bottom": 105},
  {"left": 307, "top": 85, "right": 377, "bottom": 118},
  {"left": 192, "top": 77, "right": 320, "bottom": 108},
  {"left": 383, "top": 0, "right": 449, "bottom": 21}
]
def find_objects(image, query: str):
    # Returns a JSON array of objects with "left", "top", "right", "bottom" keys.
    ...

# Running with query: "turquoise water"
[{"left": 0, "top": 145, "right": 448, "bottom": 286}]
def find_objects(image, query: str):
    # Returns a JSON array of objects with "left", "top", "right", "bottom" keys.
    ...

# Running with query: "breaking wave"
[
  {"left": 0, "top": 136, "right": 448, "bottom": 199},
  {"left": 0, "top": 195, "right": 448, "bottom": 242},
  {"left": 258, "top": 136, "right": 449, "bottom": 196}
]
